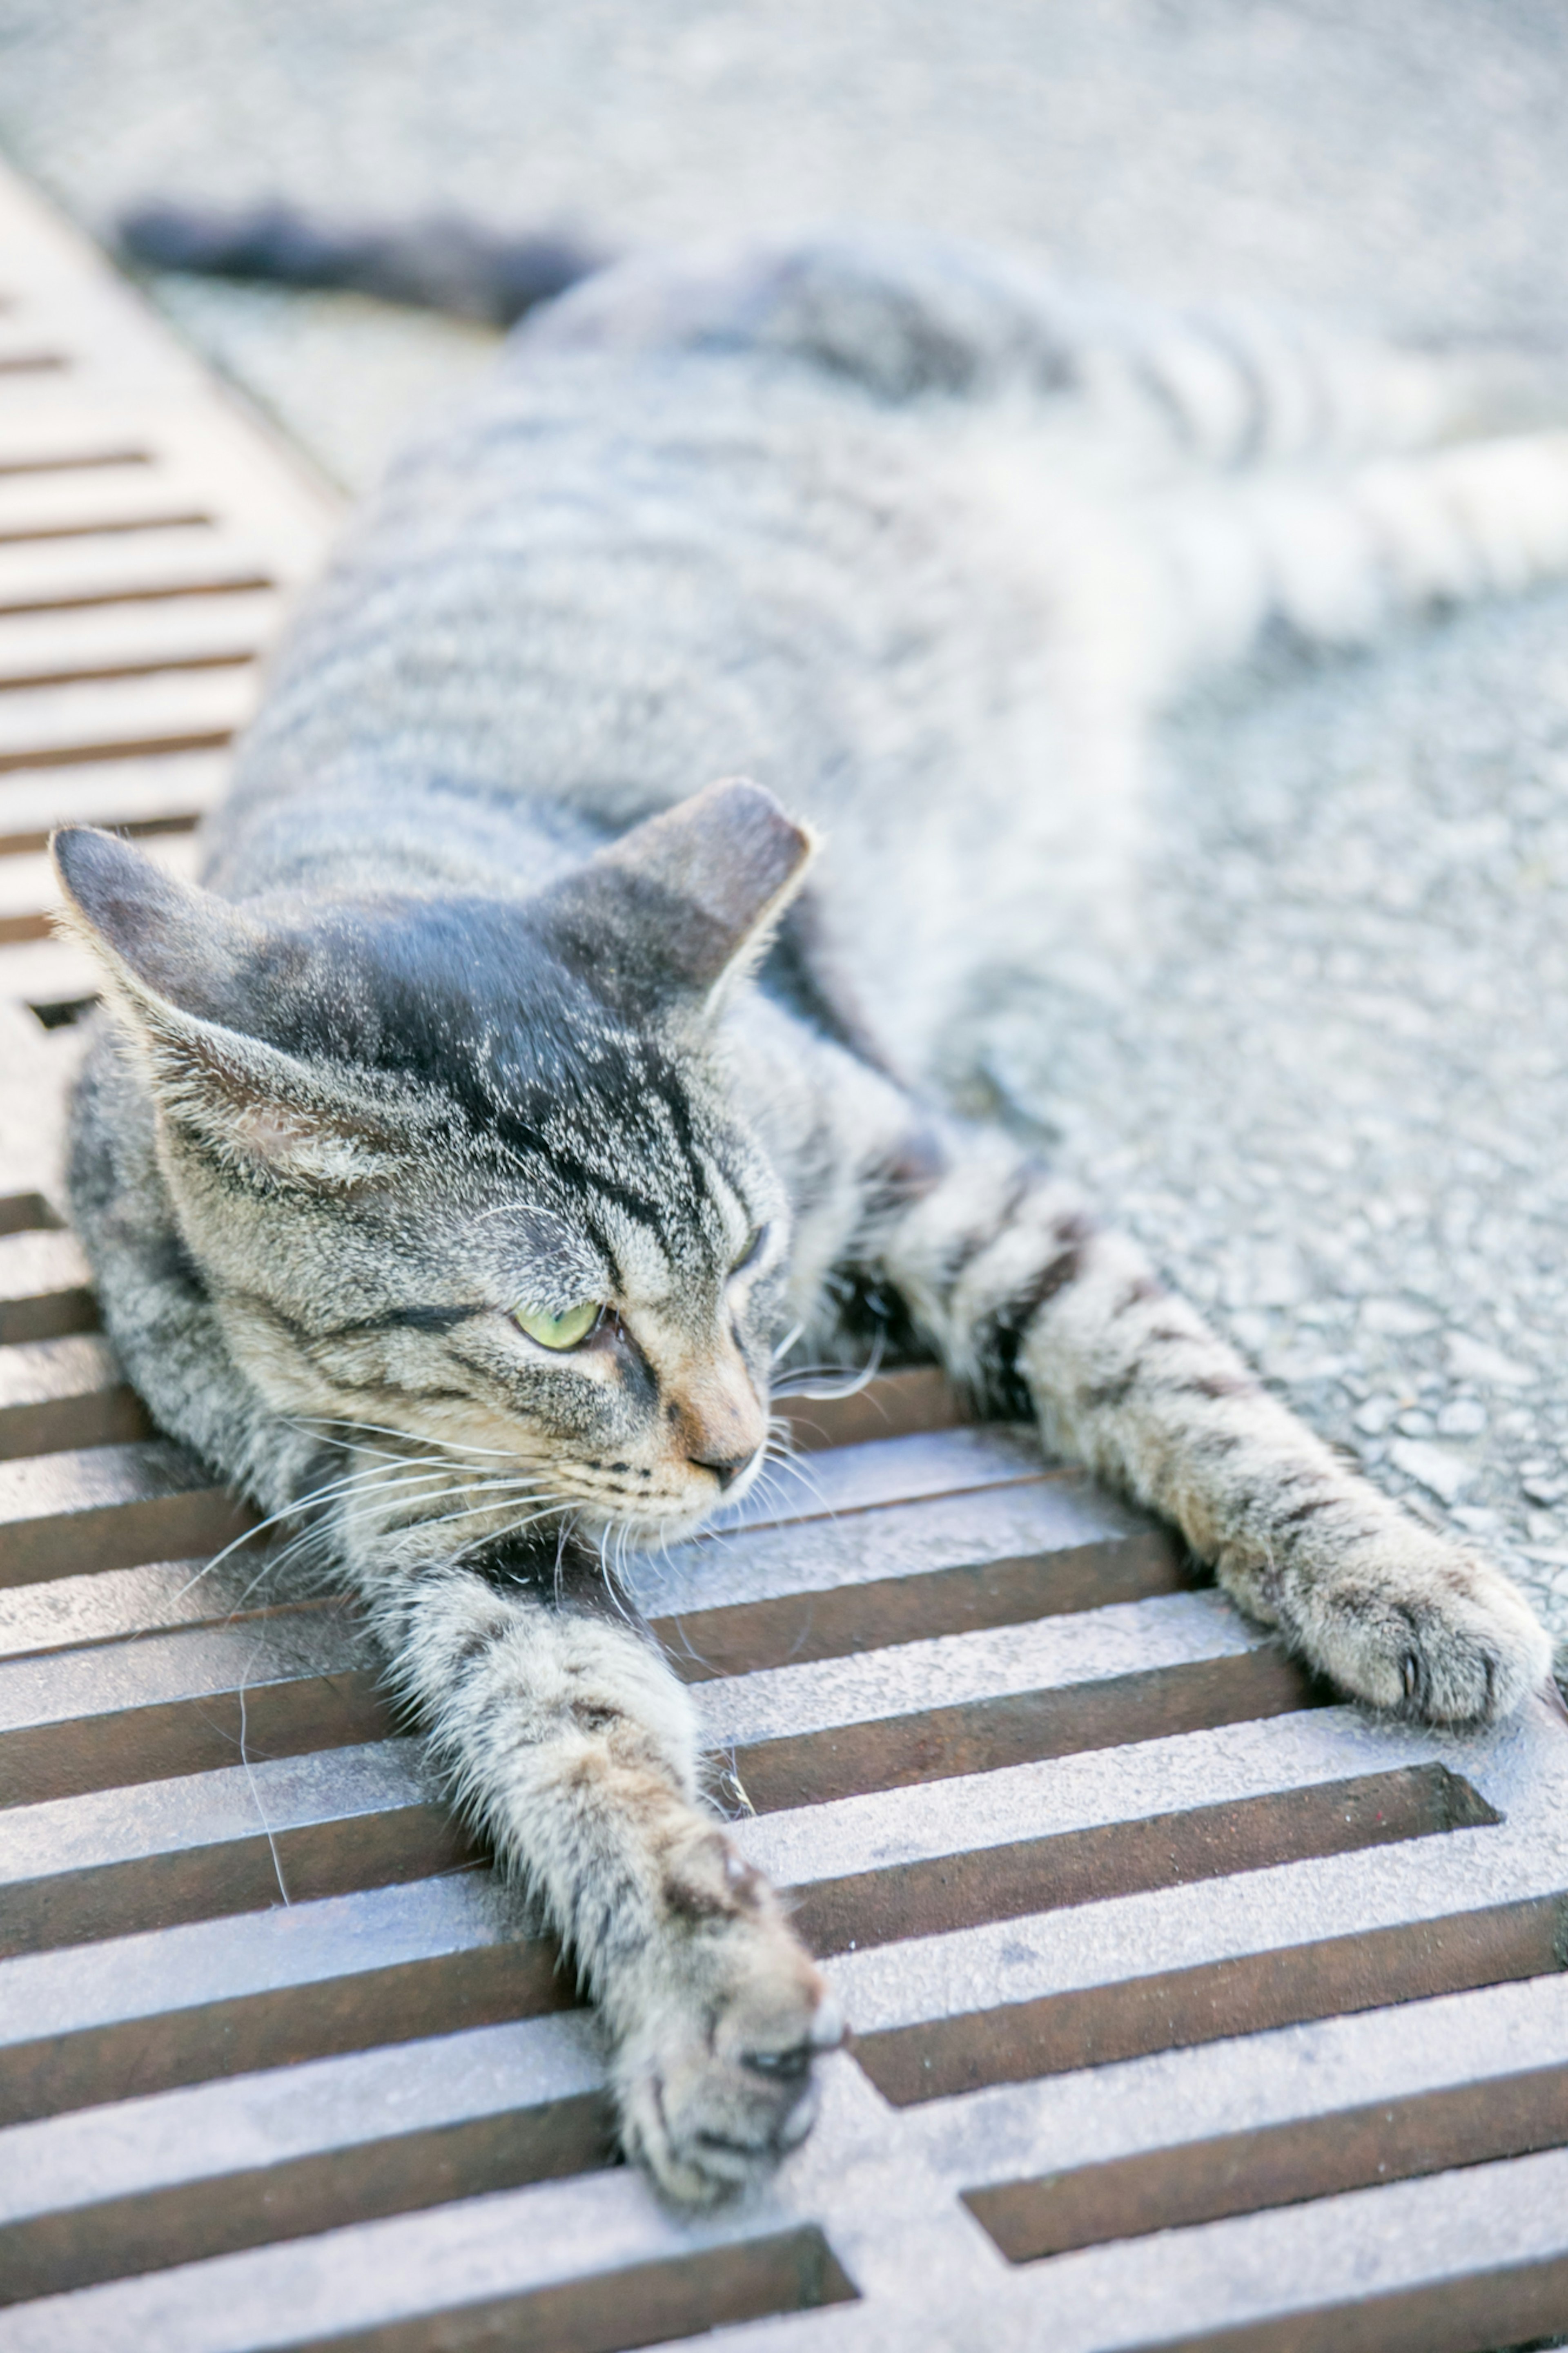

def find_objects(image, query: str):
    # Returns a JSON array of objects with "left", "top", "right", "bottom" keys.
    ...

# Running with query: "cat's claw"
[
  {"left": 1302, "top": 1529, "right": 1551, "bottom": 1729},
  {"left": 613, "top": 1840, "right": 842, "bottom": 2206}
]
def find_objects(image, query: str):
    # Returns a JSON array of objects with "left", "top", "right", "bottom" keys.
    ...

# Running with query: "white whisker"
[
  {"left": 293, "top": 1412, "right": 551, "bottom": 1465},
  {"left": 771, "top": 1328, "right": 886, "bottom": 1402}
]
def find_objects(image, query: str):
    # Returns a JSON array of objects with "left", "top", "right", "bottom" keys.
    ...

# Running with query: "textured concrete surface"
[{"left": 1, "top": 1, "right": 1566, "bottom": 1655}]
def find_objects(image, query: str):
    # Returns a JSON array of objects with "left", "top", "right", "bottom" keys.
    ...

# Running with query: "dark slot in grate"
[
  {"left": 0, "top": 2083, "right": 620, "bottom": 2308},
  {"left": 731, "top": 1648, "right": 1331, "bottom": 1811},
  {"left": 0, "top": 724, "right": 236, "bottom": 774},
  {"left": 854, "top": 1893, "right": 1568, "bottom": 2105},
  {"left": 0, "top": 1192, "right": 62, "bottom": 1238},
  {"left": 0, "top": 1907, "right": 574, "bottom": 2131},
  {"left": 1122, "top": 2250, "right": 1568, "bottom": 2353},
  {"left": 0, "top": 572, "right": 274, "bottom": 618},
  {"left": 0, "top": 450, "right": 150, "bottom": 477},
  {"left": 792, "top": 1766, "right": 1499, "bottom": 1955},
  {"left": 0, "top": 648, "right": 254, "bottom": 692},
  {"left": 0, "top": 510, "right": 212, "bottom": 548},
  {"left": 965, "top": 2057, "right": 1568, "bottom": 2264},
  {"left": 286, "top": 2227, "right": 859, "bottom": 2353}
]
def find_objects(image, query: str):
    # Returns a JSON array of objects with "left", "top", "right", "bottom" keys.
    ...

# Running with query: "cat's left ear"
[
  {"left": 50, "top": 827, "right": 425, "bottom": 1190},
  {"left": 541, "top": 778, "right": 818, "bottom": 1022}
]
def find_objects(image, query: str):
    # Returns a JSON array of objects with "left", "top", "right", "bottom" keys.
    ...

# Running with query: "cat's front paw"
[
  {"left": 612, "top": 1831, "right": 842, "bottom": 2207},
  {"left": 1303, "top": 1523, "right": 1551, "bottom": 1728}
]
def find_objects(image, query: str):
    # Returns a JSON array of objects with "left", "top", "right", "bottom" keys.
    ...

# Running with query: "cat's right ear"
[
  {"left": 541, "top": 777, "right": 818, "bottom": 1025},
  {"left": 51, "top": 828, "right": 420, "bottom": 1189}
]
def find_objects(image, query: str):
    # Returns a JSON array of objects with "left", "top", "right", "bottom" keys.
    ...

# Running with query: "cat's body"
[{"left": 59, "top": 229, "right": 1564, "bottom": 2202}]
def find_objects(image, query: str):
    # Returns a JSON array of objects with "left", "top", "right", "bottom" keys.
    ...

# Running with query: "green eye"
[
  {"left": 733, "top": 1225, "right": 768, "bottom": 1275},
  {"left": 513, "top": 1300, "right": 602, "bottom": 1352}
]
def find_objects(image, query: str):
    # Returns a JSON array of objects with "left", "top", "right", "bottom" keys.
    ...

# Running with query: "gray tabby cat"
[{"left": 57, "top": 229, "right": 1565, "bottom": 2206}]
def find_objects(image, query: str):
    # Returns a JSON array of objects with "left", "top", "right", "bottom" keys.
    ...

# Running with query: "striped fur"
[{"left": 58, "top": 230, "right": 1561, "bottom": 2203}]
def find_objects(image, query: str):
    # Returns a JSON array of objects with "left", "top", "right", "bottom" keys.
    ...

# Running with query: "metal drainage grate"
[{"left": 0, "top": 157, "right": 1567, "bottom": 2353}]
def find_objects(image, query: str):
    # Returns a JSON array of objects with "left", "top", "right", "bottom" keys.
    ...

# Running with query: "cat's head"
[{"left": 54, "top": 780, "right": 816, "bottom": 1550}]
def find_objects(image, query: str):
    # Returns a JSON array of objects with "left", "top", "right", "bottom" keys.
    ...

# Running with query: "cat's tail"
[
  {"left": 1150, "top": 426, "right": 1568, "bottom": 692},
  {"left": 117, "top": 198, "right": 608, "bottom": 326}
]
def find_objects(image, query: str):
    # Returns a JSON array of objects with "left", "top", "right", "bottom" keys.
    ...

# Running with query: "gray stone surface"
[{"left": 1, "top": 1, "right": 1566, "bottom": 1652}]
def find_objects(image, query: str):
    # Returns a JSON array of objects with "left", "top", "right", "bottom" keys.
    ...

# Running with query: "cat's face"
[
  {"left": 56, "top": 781, "right": 815, "bottom": 1552},
  {"left": 160, "top": 1018, "right": 792, "bottom": 1544}
]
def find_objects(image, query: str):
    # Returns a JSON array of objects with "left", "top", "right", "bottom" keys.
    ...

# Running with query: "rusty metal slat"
[
  {"left": 0, "top": 2172, "right": 856, "bottom": 2353},
  {"left": 0, "top": 566, "right": 277, "bottom": 620},
  {"left": 0, "top": 589, "right": 278, "bottom": 678},
  {"left": 790, "top": 1766, "right": 1497, "bottom": 1956},
  {"left": 0, "top": 467, "right": 220, "bottom": 533},
  {"left": 925, "top": 1969, "right": 1568, "bottom": 2228},
  {"left": 0, "top": 1193, "right": 60, "bottom": 1238},
  {"left": 0, "top": 668, "right": 258, "bottom": 773},
  {"left": 0, "top": 449, "right": 151, "bottom": 478},
  {"left": 654, "top": 1532, "right": 1187, "bottom": 1681},
  {"left": 0, "top": 1614, "right": 388, "bottom": 1808},
  {"left": 0, "top": 1334, "right": 150, "bottom": 1459},
  {"left": 0, "top": 1873, "right": 569, "bottom": 2128},
  {"left": 986, "top": 2146, "right": 1568, "bottom": 2353},
  {"left": 644, "top": 1459, "right": 1162, "bottom": 1621},
  {"left": 0, "top": 739, "right": 234, "bottom": 794},
  {"left": 0, "top": 1463, "right": 1172, "bottom": 1660},
  {"left": 0, "top": 524, "right": 242, "bottom": 605},
  {"left": 0, "top": 1407, "right": 1044, "bottom": 1590},
  {"left": 969, "top": 2059, "right": 1568, "bottom": 2263},
  {"left": 701, "top": 1585, "right": 1296, "bottom": 1754},
  {"left": 715, "top": 1422, "right": 1047, "bottom": 1529},
  {"left": 0, "top": 1440, "right": 252, "bottom": 1586},
  {"left": 744, "top": 1706, "right": 1493, "bottom": 1935},
  {"left": 0, "top": 510, "right": 213, "bottom": 549},
  {"left": 1136, "top": 2259, "right": 1568, "bottom": 2353},
  {"left": 851, "top": 1886, "right": 1568, "bottom": 2108},
  {"left": 0, "top": 2016, "right": 612, "bottom": 2307},
  {"left": 0, "top": 647, "right": 254, "bottom": 695},
  {"left": 728, "top": 1648, "right": 1325, "bottom": 1811},
  {"left": 0, "top": 1418, "right": 1048, "bottom": 1591},
  {"left": 0, "top": 1740, "right": 474, "bottom": 1957},
  {"left": 0, "top": 1553, "right": 330, "bottom": 1662},
  {"left": 772, "top": 1364, "right": 968, "bottom": 1451},
  {"left": 0, "top": 1483, "right": 1114, "bottom": 1664},
  {"left": 642, "top": 1476, "right": 1184, "bottom": 1680},
  {"left": 0, "top": 749, "right": 232, "bottom": 861},
  {"left": 0, "top": 1225, "right": 95, "bottom": 1341},
  {"left": 0, "top": 1586, "right": 1303, "bottom": 1811},
  {"left": 0, "top": 1711, "right": 1463, "bottom": 1963}
]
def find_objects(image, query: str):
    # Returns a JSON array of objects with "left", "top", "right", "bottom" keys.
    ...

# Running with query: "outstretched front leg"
[
  {"left": 793, "top": 1051, "right": 1552, "bottom": 1725},
  {"left": 356, "top": 1539, "right": 838, "bottom": 2205}
]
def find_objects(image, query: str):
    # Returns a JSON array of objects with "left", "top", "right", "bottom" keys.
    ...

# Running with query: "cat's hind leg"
[{"left": 357, "top": 1547, "right": 838, "bottom": 2206}]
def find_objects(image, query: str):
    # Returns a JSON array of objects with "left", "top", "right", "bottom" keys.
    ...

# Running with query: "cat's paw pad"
[
  {"left": 614, "top": 1836, "right": 842, "bottom": 2207},
  {"left": 1314, "top": 1530, "right": 1551, "bottom": 1728}
]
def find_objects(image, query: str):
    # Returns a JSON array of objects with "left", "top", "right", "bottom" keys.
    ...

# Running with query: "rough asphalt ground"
[{"left": 2, "top": 0, "right": 1568, "bottom": 1662}]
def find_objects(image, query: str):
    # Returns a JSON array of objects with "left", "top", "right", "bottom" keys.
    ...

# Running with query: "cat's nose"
[{"left": 691, "top": 1447, "right": 755, "bottom": 1492}]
